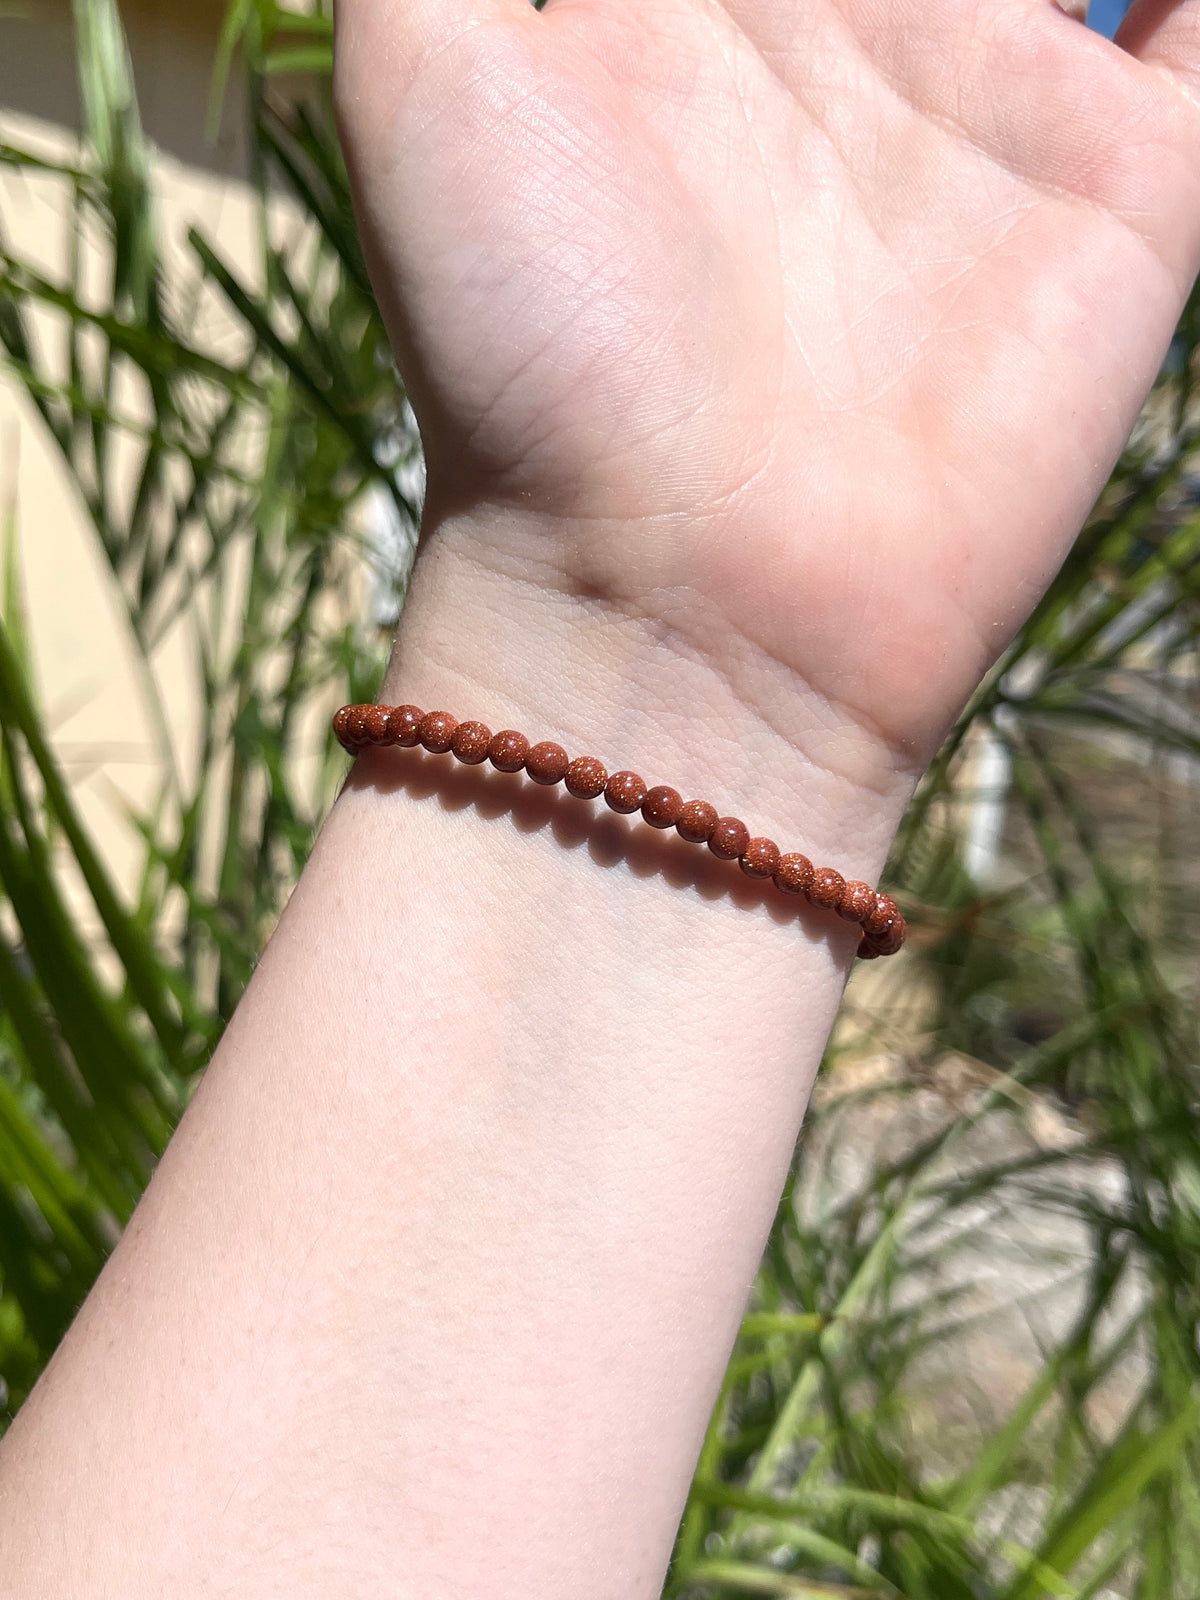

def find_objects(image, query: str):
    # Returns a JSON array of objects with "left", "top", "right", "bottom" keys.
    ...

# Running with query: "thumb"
[{"left": 1119, "top": 0, "right": 1200, "bottom": 102}]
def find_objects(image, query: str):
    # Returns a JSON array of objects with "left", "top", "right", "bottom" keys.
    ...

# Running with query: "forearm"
[{"left": 0, "top": 514, "right": 911, "bottom": 1598}]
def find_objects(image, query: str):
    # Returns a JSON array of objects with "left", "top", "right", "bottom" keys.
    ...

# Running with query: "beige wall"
[
  {"left": 1, "top": 0, "right": 247, "bottom": 178},
  {"left": 0, "top": 0, "right": 275, "bottom": 900}
]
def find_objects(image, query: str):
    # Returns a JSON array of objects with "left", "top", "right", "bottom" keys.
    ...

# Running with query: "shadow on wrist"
[{"left": 344, "top": 744, "right": 864, "bottom": 953}]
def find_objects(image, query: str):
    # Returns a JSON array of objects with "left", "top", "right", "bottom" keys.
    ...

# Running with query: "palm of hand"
[{"left": 338, "top": 0, "right": 1200, "bottom": 764}]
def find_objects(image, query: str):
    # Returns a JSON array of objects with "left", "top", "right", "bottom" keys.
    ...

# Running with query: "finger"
[{"left": 1117, "top": 0, "right": 1200, "bottom": 98}]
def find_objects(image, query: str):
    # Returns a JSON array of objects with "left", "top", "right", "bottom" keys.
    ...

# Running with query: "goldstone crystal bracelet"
[{"left": 333, "top": 703, "right": 907, "bottom": 959}]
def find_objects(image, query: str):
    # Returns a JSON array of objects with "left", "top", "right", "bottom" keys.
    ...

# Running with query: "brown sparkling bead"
[
  {"left": 387, "top": 704, "right": 424, "bottom": 747},
  {"left": 863, "top": 892, "right": 901, "bottom": 938},
  {"left": 740, "top": 837, "right": 781, "bottom": 879},
  {"left": 605, "top": 770, "right": 648, "bottom": 814},
  {"left": 807, "top": 866, "right": 846, "bottom": 911},
  {"left": 451, "top": 720, "right": 492, "bottom": 764},
  {"left": 866, "top": 915, "right": 907, "bottom": 957},
  {"left": 422, "top": 710, "right": 460, "bottom": 752},
  {"left": 525, "top": 741, "right": 570, "bottom": 785},
  {"left": 345, "top": 705, "right": 370, "bottom": 745},
  {"left": 709, "top": 816, "right": 751, "bottom": 861},
  {"left": 332, "top": 706, "right": 354, "bottom": 750},
  {"left": 676, "top": 799, "right": 718, "bottom": 844},
  {"left": 773, "top": 852, "right": 814, "bottom": 896},
  {"left": 565, "top": 755, "right": 608, "bottom": 800},
  {"left": 837, "top": 879, "right": 876, "bottom": 923},
  {"left": 642, "top": 785, "right": 683, "bottom": 829},
  {"left": 361, "top": 705, "right": 391, "bottom": 743},
  {"left": 418, "top": 710, "right": 458, "bottom": 754},
  {"left": 857, "top": 938, "right": 882, "bottom": 960},
  {"left": 488, "top": 729, "right": 529, "bottom": 773}
]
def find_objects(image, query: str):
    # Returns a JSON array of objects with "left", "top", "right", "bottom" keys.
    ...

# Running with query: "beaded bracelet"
[{"left": 333, "top": 704, "right": 907, "bottom": 959}]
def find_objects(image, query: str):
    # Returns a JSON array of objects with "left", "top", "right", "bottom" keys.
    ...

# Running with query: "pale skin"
[{"left": 1, "top": 0, "right": 1199, "bottom": 1593}]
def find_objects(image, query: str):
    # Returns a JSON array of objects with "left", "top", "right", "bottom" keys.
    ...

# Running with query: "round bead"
[
  {"left": 362, "top": 705, "right": 391, "bottom": 743},
  {"left": 837, "top": 880, "right": 876, "bottom": 923},
  {"left": 740, "top": 837, "right": 780, "bottom": 879},
  {"left": 867, "top": 915, "right": 907, "bottom": 956},
  {"left": 525, "top": 741, "right": 569, "bottom": 785},
  {"left": 676, "top": 799, "right": 718, "bottom": 844},
  {"left": 857, "top": 939, "right": 881, "bottom": 960},
  {"left": 863, "top": 892, "right": 900, "bottom": 938},
  {"left": 642, "top": 785, "right": 683, "bottom": 829},
  {"left": 387, "top": 704, "right": 424, "bottom": 747},
  {"left": 605, "top": 771, "right": 648, "bottom": 814},
  {"left": 488, "top": 729, "right": 529, "bottom": 772},
  {"left": 451, "top": 720, "right": 492, "bottom": 764},
  {"left": 345, "top": 705, "right": 370, "bottom": 745},
  {"left": 565, "top": 756, "right": 608, "bottom": 800},
  {"left": 418, "top": 710, "right": 458, "bottom": 754},
  {"left": 332, "top": 706, "right": 354, "bottom": 750},
  {"left": 807, "top": 866, "right": 846, "bottom": 911},
  {"left": 709, "top": 817, "right": 750, "bottom": 861},
  {"left": 773, "top": 852, "right": 814, "bottom": 896}
]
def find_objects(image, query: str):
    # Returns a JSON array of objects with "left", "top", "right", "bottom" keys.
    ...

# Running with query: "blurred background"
[{"left": 3, "top": 1, "right": 1199, "bottom": 1596}]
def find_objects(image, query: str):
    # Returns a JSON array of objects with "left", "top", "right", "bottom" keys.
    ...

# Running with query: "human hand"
[
  {"left": 334, "top": 0, "right": 1200, "bottom": 796},
  {"left": 17, "top": 16, "right": 1200, "bottom": 1592}
]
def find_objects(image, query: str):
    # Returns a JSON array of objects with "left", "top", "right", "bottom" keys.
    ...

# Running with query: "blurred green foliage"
[{"left": 1, "top": 3, "right": 1199, "bottom": 1595}]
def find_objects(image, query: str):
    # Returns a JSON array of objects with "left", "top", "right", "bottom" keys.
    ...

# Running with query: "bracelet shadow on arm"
[{"left": 342, "top": 747, "right": 863, "bottom": 955}]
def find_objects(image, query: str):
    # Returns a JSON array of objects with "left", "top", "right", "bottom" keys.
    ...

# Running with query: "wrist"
[{"left": 382, "top": 506, "right": 916, "bottom": 883}]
